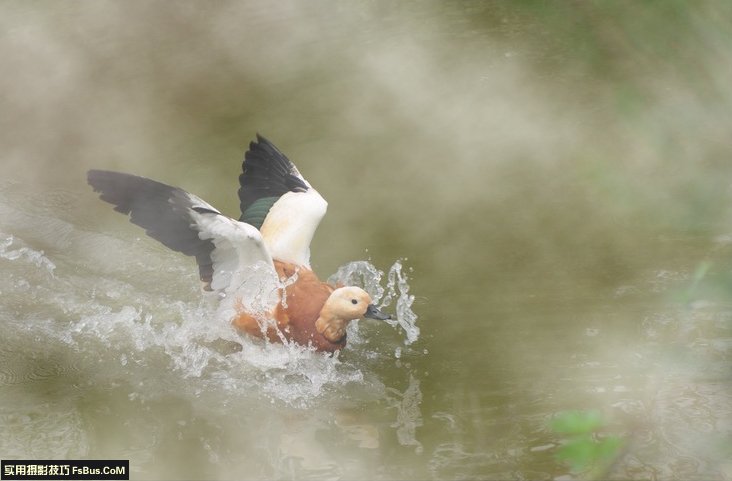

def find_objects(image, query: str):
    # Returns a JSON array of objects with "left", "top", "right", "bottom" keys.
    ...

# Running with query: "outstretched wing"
[
  {"left": 88, "top": 170, "right": 277, "bottom": 298},
  {"left": 238, "top": 134, "right": 309, "bottom": 228},
  {"left": 238, "top": 135, "right": 328, "bottom": 267}
]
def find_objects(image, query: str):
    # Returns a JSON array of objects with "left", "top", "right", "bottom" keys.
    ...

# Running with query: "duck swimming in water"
[{"left": 87, "top": 135, "right": 391, "bottom": 352}]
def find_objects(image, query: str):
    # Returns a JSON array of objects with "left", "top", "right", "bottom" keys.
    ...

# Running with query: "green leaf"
[
  {"left": 555, "top": 436, "right": 622, "bottom": 473},
  {"left": 556, "top": 437, "right": 596, "bottom": 472},
  {"left": 551, "top": 410, "right": 605, "bottom": 435},
  {"left": 596, "top": 436, "right": 622, "bottom": 460}
]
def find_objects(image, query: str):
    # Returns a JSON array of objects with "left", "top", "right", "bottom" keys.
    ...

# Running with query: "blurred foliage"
[
  {"left": 671, "top": 256, "right": 732, "bottom": 309},
  {"left": 678, "top": 260, "right": 713, "bottom": 305},
  {"left": 551, "top": 410, "right": 622, "bottom": 478}
]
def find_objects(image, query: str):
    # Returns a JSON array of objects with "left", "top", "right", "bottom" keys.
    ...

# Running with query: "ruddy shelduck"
[{"left": 87, "top": 135, "right": 391, "bottom": 352}]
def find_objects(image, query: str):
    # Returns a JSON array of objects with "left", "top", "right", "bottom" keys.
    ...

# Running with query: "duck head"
[{"left": 315, "top": 286, "right": 392, "bottom": 343}]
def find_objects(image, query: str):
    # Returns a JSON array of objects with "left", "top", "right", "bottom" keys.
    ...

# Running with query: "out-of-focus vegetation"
[{"left": 551, "top": 410, "right": 622, "bottom": 478}]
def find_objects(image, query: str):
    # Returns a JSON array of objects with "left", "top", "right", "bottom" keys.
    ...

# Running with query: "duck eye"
[{"left": 351, "top": 299, "right": 358, "bottom": 305}]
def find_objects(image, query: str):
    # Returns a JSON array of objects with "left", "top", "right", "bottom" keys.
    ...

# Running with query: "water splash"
[
  {"left": 56, "top": 294, "right": 370, "bottom": 406},
  {"left": 329, "top": 260, "right": 385, "bottom": 301},
  {"left": 54, "top": 258, "right": 419, "bottom": 405},
  {"left": 383, "top": 261, "right": 420, "bottom": 345},
  {"left": 329, "top": 259, "right": 420, "bottom": 345},
  {"left": 0, "top": 234, "right": 56, "bottom": 275},
  {"left": 387, "top": 373, "right": 424, "bottom": 454},
  {"left": 0, "top": 189, "right": 414, "bottom": 408}
]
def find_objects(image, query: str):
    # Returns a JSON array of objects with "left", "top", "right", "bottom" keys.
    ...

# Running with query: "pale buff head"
[{"left": 315, "top": 286, "right": 392, "bottom": 342}]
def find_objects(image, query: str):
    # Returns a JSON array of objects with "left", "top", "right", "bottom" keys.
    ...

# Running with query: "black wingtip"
[
  {"left": 87, "top": 168, "right": 217, "bottom": 287},
  {"left": 249, "top": 134, "right": 290, "bottom": 164},
  {"left": 87, "top": 169, "right": 109, "bottom": 191},
  {"left": 249, "top": 133, "right": 267, "bottom": 152},
  {"left": 238, "top": 134, "right": 309, "bottom": 228},
  {"left": 86, "top": 169, "right": 215, "bottom": 267}
]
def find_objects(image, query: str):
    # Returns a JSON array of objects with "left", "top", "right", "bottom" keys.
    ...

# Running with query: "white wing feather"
[
  {"left": 187, "top": 194, "right": 280, "bottom": 316},
  {"left": 260, "top": 189, "right": 328, "bottom": 267}
]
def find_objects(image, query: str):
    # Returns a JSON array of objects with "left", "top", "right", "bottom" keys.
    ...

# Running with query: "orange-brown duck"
[{"left": 87, "top": 135, "right": 391, "bottom": 353}]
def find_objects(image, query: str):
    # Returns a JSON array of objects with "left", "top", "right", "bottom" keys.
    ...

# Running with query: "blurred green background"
[{"left": 1, "top": 1, "right": 732, "bottom": 479}]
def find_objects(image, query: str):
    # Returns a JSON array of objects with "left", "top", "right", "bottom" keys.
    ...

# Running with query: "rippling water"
[
  {"left": 2, "top": 1, "right": 732, "bottom": 479},
  {"left": 2, "top": 182, "right": 731, "bottom": 479}
]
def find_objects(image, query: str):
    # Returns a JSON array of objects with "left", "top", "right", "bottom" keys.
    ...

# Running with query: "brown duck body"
[{"left": 232, "top": 261, "right": 346, "bottom": 352}]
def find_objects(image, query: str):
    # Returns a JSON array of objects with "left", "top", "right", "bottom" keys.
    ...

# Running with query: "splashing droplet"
[{"left": 329, "top": 259, "right": 420, "bottom": 345}]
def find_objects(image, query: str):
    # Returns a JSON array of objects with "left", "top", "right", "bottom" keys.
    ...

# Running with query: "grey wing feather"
[
  {"left": 88, "top": 169, "right": 278, "bottom": 298},
  {"left": 88, "top": 170, "right": 216, "bottom": 285}
]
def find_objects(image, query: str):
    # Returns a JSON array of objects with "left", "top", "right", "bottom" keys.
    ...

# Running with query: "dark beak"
[{"left": 364, "top": 304, "right": 392, "bottom": 320}]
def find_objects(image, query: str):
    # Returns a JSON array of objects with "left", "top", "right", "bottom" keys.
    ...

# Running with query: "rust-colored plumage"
[{"left": 232, "top": 261, "right": 346, "bottom": 352}]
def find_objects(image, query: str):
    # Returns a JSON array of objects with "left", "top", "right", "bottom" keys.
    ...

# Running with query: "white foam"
[
  {"left": 0, "top": 234, "right": 56, "bottom": 275},
  {"left": 1, "top": 212, "right": 420, "bottom": 408}
]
